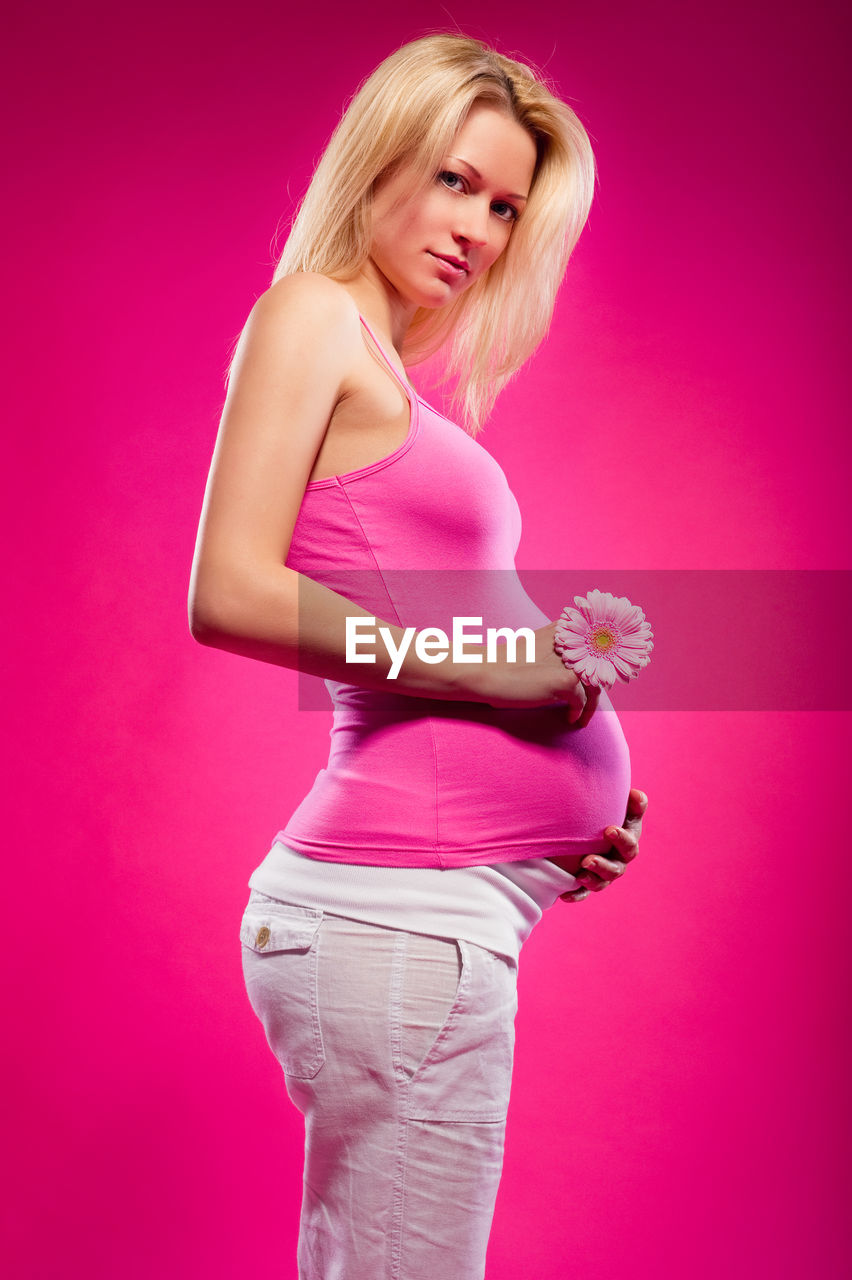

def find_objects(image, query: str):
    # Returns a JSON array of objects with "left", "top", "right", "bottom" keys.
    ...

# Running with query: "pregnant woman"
[{"left": 189, "top": 32, "right": 648, "bottom": 1280}]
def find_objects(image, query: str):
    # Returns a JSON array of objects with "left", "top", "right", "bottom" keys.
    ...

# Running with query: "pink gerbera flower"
[{"left": 554, "top": 589, "right": 654, "bottom": 690}]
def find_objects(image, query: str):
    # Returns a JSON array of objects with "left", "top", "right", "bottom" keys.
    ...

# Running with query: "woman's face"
[{"left": 367, "top": 103, "right": 538, "bottom": 312}]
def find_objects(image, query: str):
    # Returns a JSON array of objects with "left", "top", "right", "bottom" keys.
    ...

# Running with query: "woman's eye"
[
  {"left": 492, "top": 201, "right": 519, "bottom": 223},
  {"left": 438, "top": 171, "right": 518, "bottom": 223}
]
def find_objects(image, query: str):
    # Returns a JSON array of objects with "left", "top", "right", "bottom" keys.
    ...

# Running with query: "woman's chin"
[{"left": 416, "top": 281, "right": 470, "bottom": 310}]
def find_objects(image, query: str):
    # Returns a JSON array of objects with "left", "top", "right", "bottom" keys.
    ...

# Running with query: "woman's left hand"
[{"left": 558, "top": 787, "right": 648, "bottom": 902}]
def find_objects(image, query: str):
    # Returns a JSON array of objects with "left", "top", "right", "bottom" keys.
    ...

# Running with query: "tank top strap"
[{"left": 358, "top": 315, "right": 415, "bottom": 405}]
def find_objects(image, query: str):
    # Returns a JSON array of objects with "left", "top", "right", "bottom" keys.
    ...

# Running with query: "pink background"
[{"left": 4, "top": 0, "right": 850, "bottom": 1275}]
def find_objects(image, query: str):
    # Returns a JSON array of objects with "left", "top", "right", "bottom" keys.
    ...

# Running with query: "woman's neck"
[{"left": 337, "top": 261, "right": 417, "bottom": 354}]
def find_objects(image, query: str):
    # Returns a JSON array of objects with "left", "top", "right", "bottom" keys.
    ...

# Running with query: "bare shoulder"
[
  {"left": 244, "top": 272, "right": 363, "bottom": 371},
  {"left": 218, "top": 273, "right": 369, "bottom": 488},
  {"left": 260, "top": 270, "right": 359, "bottom": 316}
]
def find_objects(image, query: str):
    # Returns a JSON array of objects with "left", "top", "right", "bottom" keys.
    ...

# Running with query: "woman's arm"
[{"left": 188, "top": 274, "right": 591, "bottom": 717}]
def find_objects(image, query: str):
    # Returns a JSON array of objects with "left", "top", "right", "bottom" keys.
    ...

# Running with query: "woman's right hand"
[{"left": 471, "top": 621, "right": 601, "bottom": 728}]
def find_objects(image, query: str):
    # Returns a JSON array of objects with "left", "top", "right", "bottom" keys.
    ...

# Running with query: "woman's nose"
[{"left": 453, "top": 198, "right": 490, "bottom": 249}]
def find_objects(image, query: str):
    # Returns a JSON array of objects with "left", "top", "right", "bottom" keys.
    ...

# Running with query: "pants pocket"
[
  {"left": 404, "top": 940, "right": 518, "bottom": 1123},
  {"left": 396, "top": 933, "right": 464, "bottom": 1081},
  {"left": 240, "top": 893, "right": 325, "bottom": 1080}
]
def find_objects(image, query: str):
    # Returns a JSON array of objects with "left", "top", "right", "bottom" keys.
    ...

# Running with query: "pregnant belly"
[
  {"left": 429, "top": 694, "right": 632, "bottom": 867},
  {"left": 294, "top": 686, "right": 632, "bottom": 869}
]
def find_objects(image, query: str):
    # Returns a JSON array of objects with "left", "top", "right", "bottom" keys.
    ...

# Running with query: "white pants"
[{"left": 240, "top": 890, "right": 519, "bottom": 1279}]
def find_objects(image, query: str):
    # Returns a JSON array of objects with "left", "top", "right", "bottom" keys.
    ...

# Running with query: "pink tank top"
[{"left": 277, "top": 316, "right": 631, "bottom": 870}]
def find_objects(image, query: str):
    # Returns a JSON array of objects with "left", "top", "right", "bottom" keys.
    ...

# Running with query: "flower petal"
[
  {"left": 563, "top": 646, "right": 590, "bottom": 662},
  {"left": 610, "top": 653, "right": 635, "bottom": 678},
  {"left": 585, "top": 663, "right": 615, "bottom": 689}
]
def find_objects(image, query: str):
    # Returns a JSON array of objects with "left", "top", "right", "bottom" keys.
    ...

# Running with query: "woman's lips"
[{"left": 429, "top": 252, "right": 470, "bottom": 279}]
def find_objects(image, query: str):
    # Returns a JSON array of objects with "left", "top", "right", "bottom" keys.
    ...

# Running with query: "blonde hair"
[{"left": 273, "top": 33, "right": 596, "bottom": 434}]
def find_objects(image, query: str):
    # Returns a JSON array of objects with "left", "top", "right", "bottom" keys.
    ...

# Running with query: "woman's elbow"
[
  {"left": 186, "top": 561, "right": 299, "bottom": 649},
  {"left": 187, "top": 586, "right": 221, "bottom": 646},
  {"left": 187, "top": 562, "right": 237, "bottom": 645}
]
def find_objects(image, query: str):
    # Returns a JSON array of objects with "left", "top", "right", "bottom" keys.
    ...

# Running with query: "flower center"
[{"left": 590, "top": 625, "right": 616, "bottom": 653}]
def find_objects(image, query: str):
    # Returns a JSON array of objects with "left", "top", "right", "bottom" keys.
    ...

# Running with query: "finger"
[
  {"left": 571, "top": 683, "right": 601, "bottom": 730},
  {"left": 625, "top": 788, "right": 648, "bottom": 818},
  {"left": 604, "top": 824, "right": 640, "bottom": 863},
  {"left": 564, "top": 680, "right": 588, "bottom": 725},
  {"left": 578, "top": 854, "right": 627, "bottom": 884},
  {"left": 574, "top": 857, "right": 624, "bottom": 892},
  {"left": 573, "top": 871, "right": 608, "bottom": 892},
  {"left": 559, "top": 886, "right": 591, "bottom": 902}
]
